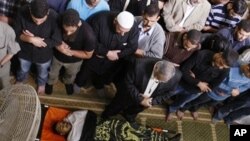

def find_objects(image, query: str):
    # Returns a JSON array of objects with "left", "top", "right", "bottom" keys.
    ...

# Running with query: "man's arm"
[
  {"left": 0, "top": 54, "right": 14, "bottom": 67},
  {"left": 69, "top": 50, "right": 94, "bottom": 59},
  {"left": 203, "top": 9, "right": 218, "bottom": 32},
  {"left": 162, "top": 0, "right": 178, "bottom": 32},
  {"left": 67, "top": 24, "right": 96, "bottom": 59},
  {"left": 151, "top": 69, "right": 182, "bottom": 105},
  {"left": 143, "top": 26, "right": 165, "bottom": 58},
  {"left": 43, "top": 11, "right": 62, "bottom": 48},
  {"left": 88, "top": 14, "right": 110, "bottom": 57},
  {"left": 117, "top": 25, "right": 139, "bottom": 58},
  {"left": 20, "top": 30, "right": 47, "bottom": 47},
  {"left": 125, "top": 63, "right": 144, "bottom": 104},
  {"left": 1, "top": 24, "right": 21, "bottom": 66},
  {"left": 180, "top": 52, "right": 200, "bottom": 86},
  {"left": 185, "top": 2, "right": 211, "bottom": 31}
]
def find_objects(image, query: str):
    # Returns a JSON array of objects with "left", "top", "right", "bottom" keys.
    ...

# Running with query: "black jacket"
[
  {"left": 124, "top": 57, "right": 182, "bottom": 105},
  {"left": 180, "top": 50, "right": 230, "bottom": 93}
]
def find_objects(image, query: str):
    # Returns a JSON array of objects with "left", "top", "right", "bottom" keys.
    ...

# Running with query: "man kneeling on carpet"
[{"left": 54, "top": 110, "right": 181, "bottom": 141}]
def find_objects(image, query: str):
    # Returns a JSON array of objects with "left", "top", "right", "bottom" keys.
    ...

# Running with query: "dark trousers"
[
  {"left": 181, "top": 94, "right": 220, "bottom": 112},
  {"left": 75, "top": 59, "right": 128, "bottom": 89},
  {"left": 168, "top": 86, "right": 201, "bottom": 113},
  {"left": 224, "top": 107, "right": 250, "bottom": 124},
  {"left": 213, "top": 90, "right": 250, "bottom": 122},
  {"left": 75, "top": 62, "right": 114, "bottom": 89},
  {"left": 101, "top": 88, "right": 144, "bottom": 122}
]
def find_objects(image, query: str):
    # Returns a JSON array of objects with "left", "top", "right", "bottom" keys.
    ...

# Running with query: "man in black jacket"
[
  {"left": 101, "top": 57, "right": 182, "bottom": 123},
  {"left": 74, "top": 11, "right": 139, "bottom": 96}
]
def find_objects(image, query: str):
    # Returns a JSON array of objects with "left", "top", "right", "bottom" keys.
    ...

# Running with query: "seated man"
[
  {"left": 203, "top": 0, "right": 247, "bottom": 33},
  {"left": 54, "top": 110, "right": 181, "bottom": 141},
  {"left": 162, "top": 0, "right": 211, "bottom": 32},
  {"left": 164, "top": 29, "right": 201, "bottom": 66},
  {"left": 217, "top": 19, "right": 250, "bottom": 52},
  {"left": 134, "top": 4, "right": 165, "bottom": 59},
  {"left": 101, "top": 57, "right": 181, "bottom": 123},
  {"left": 201, "top": 34, "right": 232, "bottom": 53}
]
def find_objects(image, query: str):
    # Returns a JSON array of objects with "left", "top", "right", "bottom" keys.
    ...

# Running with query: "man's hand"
[
  {"left": 22, "top": 30, "right": 47, "bottom": 47},
  {"left": 56, "top": 42, "right": 72, "bottom": 56},
  {"left": 135, "top": 49, "right": 144, "bottom": 57},
  {"left": 173, "top": 25, "right": 186, "bottom": 32},
  {"left": 140, "top": 97, "right": 152, "bottom": 108},
  {"left": 197, "top": 82, "right": 211, "bottom": 92},
  {"left": 23, "top": 30, "right": 34, "bottom": 37},
  {"left": 106, "top": 50, "right": 120, "bottom": 61},
  {"left": 231, "top": 88, "right": 240, "bottom": 97},
  {"left": 30, "top": 37, "right": 47, "bottom": 47}
]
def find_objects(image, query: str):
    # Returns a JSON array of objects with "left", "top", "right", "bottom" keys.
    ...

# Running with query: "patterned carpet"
[{"left": 25, "top": 76, "right": 229, "bottom": 141}]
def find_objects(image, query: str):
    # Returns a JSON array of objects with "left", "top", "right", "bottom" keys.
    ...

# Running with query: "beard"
[{"left": 63, "top": 30, "right": 78, "bottom": 42}]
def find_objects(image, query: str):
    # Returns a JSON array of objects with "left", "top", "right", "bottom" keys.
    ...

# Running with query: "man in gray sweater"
[{"left": 134, "top": 4, "right": 165, "bottom": 59}]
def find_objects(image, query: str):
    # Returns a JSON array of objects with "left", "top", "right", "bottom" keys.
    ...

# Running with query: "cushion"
[{"left": 41, "top": 107, "right": 71, "bottom": 141}]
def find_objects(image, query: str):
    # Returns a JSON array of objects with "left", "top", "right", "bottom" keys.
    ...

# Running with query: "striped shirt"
[{"left": 205, "top": 4, "right": 241, "bottom": 29}]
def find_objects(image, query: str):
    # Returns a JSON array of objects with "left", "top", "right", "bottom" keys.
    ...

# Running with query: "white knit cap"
[{"left": 116, "top": 11, "right": 134, "bottom": 29}]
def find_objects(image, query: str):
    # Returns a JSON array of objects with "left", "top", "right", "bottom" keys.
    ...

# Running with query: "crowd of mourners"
[{"left": 1, "top": 0, "right": 250, "bottom": 132}]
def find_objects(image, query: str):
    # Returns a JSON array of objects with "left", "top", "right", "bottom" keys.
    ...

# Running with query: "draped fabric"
[{"left": 94, "top": 118, "right": 179, "bottom": 141}]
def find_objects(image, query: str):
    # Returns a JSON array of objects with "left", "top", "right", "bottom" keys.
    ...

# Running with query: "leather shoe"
[
  {"left": 191, "top": 112, "right": 199, "bottom": 120},
  {"left": 176, "top": 110, "right": 184, "bottom": 120}
]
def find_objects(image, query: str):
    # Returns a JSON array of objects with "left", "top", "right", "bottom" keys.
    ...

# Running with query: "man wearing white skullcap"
[
  {"left": 116, "top": 11, "right": 134, "bottom": 29},
  {"left": 74, "top": 11, "right": 139, "bottom": 96}
]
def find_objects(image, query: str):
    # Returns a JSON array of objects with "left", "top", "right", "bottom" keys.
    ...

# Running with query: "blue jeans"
[
  {"left": 17, "top": 58, "right": 51, "bottom": 86},
  {"left": 168, "top": 86, "right": 202, "bottom": 113}
]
